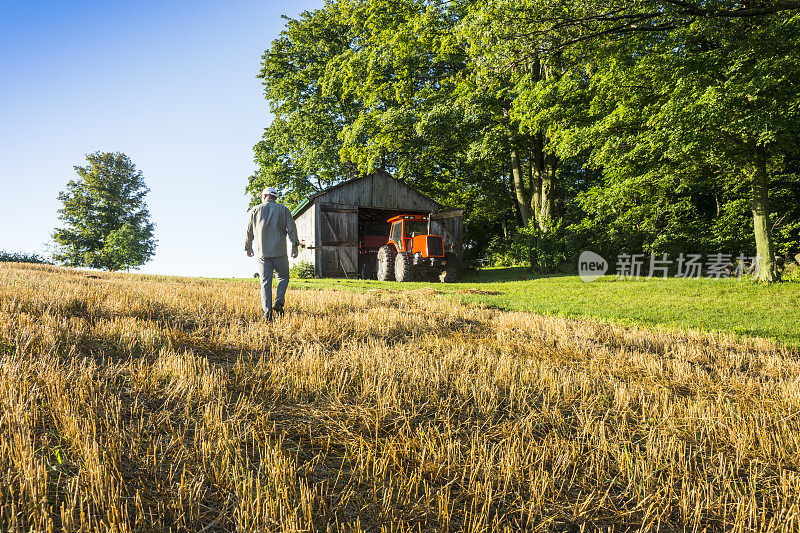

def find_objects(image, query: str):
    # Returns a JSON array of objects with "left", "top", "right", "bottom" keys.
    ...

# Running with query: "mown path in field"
[{"left": 2, "top": 263, "right": 800, "bottom": 532}]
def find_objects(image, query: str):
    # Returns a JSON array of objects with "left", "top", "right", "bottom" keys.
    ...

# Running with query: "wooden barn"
[{"left": 290, "top": 170, "right": 463, "bottom": 278}]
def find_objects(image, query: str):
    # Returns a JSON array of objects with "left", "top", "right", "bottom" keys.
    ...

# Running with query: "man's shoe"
[
  {"left": 272, "top": 303, "right": 285, "bottom": 316},
  {"left": 265, "top": 309, "right": 273, "bottom": 322}
]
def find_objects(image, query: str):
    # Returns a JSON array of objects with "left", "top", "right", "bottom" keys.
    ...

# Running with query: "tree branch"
[{"left": 504, "top": 0, "right": 800, "bottom": 54}]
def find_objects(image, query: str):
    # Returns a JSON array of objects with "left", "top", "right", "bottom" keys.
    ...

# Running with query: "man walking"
[{"left": 245, "top": 187, "right": 299, "bottom": 320}]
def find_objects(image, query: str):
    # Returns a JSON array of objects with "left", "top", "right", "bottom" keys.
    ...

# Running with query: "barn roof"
[{"left": 291, "top": 170, "right": 442, "bottom": 218}]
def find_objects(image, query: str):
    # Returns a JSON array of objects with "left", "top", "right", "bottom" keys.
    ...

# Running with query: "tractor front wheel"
[
  {"left": 395, "top": 251, "right": 414, "bottom": 282},
  {"left": 376, "top": 245, "right": 396, "bottom": 281}
]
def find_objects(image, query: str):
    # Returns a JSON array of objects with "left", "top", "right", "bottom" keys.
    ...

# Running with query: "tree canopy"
[
  {"left": 250, "top": 0, "right": 800, "bottom": 281},
  {"left": 53, "top": 152, "right": 156, "bottom": 271}
]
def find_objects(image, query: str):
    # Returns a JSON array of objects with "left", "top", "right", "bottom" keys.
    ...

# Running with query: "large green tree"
[
  {"left": 248, "top": 4, "right": 361, "bottom": 209},
  {"left": 470, "top": 0, "right": 800, "bottom": 280},
  {"left": 53, "top": 152, "right": 156, "bottom": 271},
  {"left": 249, "top": 0, "right": 531, "bottom": 259},
  {"left": 252, "top": 0, "right": 799, "bottom": 275}
]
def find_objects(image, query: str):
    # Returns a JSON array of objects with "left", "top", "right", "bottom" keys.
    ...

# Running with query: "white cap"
[{"left": 262, "top": 186, "right": 279, "bottom": 197}]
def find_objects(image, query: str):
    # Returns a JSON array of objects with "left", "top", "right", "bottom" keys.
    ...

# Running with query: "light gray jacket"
[{"left": 245, "top": 199, "right": 299, "bottom": 258}]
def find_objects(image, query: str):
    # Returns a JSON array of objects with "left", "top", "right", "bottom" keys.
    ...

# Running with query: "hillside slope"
[{"left": 1, "top": 263, "right": 799, "bottom": 531}]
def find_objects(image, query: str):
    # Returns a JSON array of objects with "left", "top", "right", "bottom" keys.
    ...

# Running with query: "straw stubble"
[{"left": 1, "top": 263, "right": 798, "bottom": 531}]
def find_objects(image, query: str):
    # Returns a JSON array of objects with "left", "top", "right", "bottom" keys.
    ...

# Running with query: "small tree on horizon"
[{"left": 53, "top": 151, "right": 156, "bottom": 271}]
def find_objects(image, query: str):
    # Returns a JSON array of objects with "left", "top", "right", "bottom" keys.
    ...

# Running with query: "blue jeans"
[{"left": 258, "top": 255, "right": 290, "bottom": 315}]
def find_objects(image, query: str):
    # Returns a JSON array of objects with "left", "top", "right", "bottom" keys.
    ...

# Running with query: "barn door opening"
[
  {"left": 357, "top": 207, "right": 430, "bottom": 279},
  {"left": 319, "top": 203, "right": 358, "bottom": 277}
]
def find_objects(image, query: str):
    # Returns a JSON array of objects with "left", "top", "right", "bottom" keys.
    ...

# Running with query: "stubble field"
[{"left": 2, "top": 262, "right": 800, "bottom": 532}]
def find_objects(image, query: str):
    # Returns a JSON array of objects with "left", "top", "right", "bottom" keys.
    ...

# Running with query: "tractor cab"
[{"left": 387, "top": 214, "right": 445, "bottom": 259}]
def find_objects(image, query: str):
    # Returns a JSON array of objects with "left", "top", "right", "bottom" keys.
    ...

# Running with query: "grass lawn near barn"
[{"left": 226, "top": 267, "right": 800, "bottom": 347}]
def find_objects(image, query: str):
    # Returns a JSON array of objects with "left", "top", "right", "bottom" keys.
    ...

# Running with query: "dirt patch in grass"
[{"left": 455, "top": 288, "right": 501, "bottom": 295}]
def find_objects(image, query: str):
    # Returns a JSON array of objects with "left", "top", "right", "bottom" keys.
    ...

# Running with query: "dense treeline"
[
  {"left": 0, "top": 251, "right": 51, "bottom": 265},
  {"left": 247, "top": 0, "right": 800, "bottom": 281}
]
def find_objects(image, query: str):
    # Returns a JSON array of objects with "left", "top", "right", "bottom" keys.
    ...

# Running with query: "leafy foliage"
[
  {"left": 252, "top": 0, "right": 800, "bottom": 280},
  {"left": 52, "top": 152, "right": 156, "bottom": 271},
  {"left": 0, "top": 251, "right": 51, "bottom": 264},
  {"left": 248, "top": 0, "right": 520, "bottom": 255},
  {"left": 290, "top": 260, "right": 316, "bottom": 279},
  {"left": 474, "top": 0, "right": 800, "bottom": 280}
]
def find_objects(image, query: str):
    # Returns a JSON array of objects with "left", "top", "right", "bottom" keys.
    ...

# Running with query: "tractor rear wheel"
[
  {"left": 395, "top": 251, "right": 414, "bottom": 282},
  {"left": 439, "top": 252, "right": 461, "bottom": 283},
  {"left": 376, "top": 245, "right": 396, "bottom": 281}
]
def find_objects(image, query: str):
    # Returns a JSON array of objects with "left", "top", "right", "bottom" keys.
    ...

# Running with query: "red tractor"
[{"left": 376, "top": 214, "right": 460, "bottom": 283}]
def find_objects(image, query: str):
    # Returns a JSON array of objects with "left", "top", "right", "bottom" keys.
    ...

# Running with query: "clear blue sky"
[{"left": 0, "top": 0, "right": 322, "bottom": 277}]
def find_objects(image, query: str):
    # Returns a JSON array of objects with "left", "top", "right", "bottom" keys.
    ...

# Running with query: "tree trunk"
[
  {"left": 506, "top": 164, "right": 523, "bottom": 228},
  {"left": 511, "top": 149, "right": 532, "bottom": 227},
  {"left": 539, "top": 152, "right": 556, "bottom": 233},
  {"left": 750, "top": 148, "right": 777, "bottom": 282},
  {"left": 530, "top": 135, "right": 543, "bottom": 222}
]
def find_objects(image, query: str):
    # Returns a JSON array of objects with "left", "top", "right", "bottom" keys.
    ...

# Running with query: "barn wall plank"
[
  {"left": 315, "top": 203, "right": 322, "bottom": 277},
  {"left": 315, "top": 171, "right": 440, "bottom": 213},
  {"left": 319, "top": 205, "right": 358, "bottom": 246},
  {"left": 316, "top": 205, "right": 358, "bottom": 277},
  {"left": 290, "top": 206, "right": 316, "bottom": 270}
]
